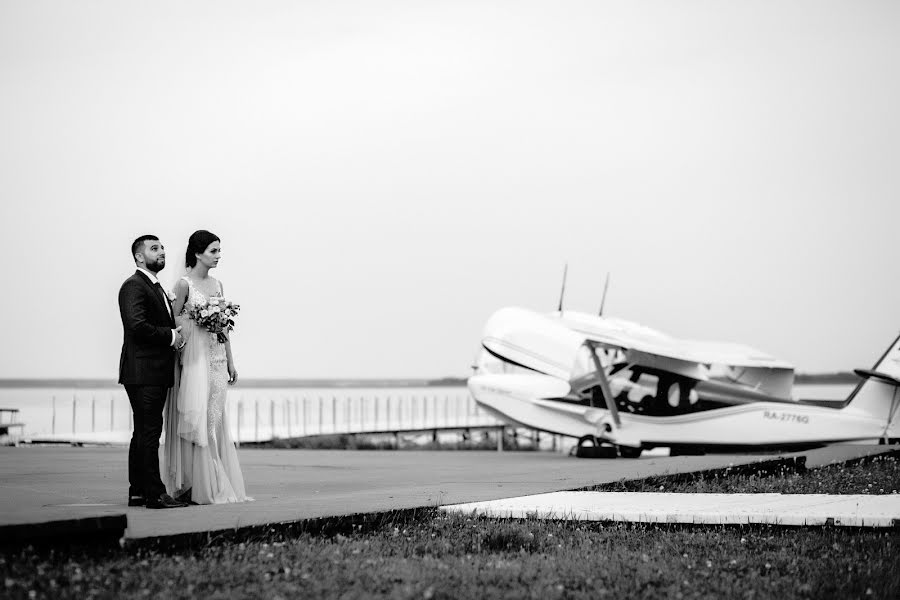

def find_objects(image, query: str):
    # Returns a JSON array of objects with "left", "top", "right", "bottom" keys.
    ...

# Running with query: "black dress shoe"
[
  {"left": 146, "top": 493, "right": 188, "bottom": 509},
  {"left": 174, "top": 489, "right": 198, "bottom": 505},
  {"left": 128, "top": 495, "right": 146, "bottom": 507}
]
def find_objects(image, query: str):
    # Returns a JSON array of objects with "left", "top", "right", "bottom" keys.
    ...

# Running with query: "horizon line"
[
  {"left": 0, "top": 377, "right": 470, "bottom": 389},
  {"left": 0, "top": 372, "right": 860, "bottom": 389}
]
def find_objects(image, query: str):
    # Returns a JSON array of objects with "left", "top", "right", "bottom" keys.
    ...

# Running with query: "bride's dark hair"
[{"left": 185, "top": 230, "right": 221, "bottom": 268}]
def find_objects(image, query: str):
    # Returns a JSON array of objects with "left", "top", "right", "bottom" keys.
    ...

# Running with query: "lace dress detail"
[
  {"left": 162, "top": 276, "right": 251, "bottom": 504},
  {"left": 183, "top": 277, "right": 228, "bottom": 448}
]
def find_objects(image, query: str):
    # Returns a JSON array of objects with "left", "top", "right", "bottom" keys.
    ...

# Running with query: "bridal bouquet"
[{"left": 187, "top": 297, "right": 240, "bottom": 343}]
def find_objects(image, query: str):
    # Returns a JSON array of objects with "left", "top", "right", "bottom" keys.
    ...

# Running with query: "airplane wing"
[
  {"left": 556, "top": 310, "right": 793, "bottom": 370},
  {"left": 480, "top": 307, "right": 794, "bottom": 397}
]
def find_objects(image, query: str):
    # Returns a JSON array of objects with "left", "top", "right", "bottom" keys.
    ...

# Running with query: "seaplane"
[{"left": 468, "top": 271, "right": 900, "bottom": 457}]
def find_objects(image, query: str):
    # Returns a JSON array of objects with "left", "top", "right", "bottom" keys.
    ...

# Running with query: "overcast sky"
[{"left": 1, "top": 1, "right": 898, "bottom": 380}]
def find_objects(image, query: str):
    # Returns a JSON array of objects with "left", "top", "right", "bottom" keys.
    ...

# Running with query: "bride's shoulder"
[{"left": 173, "top": 277, "right": 190, "bottom": 299}]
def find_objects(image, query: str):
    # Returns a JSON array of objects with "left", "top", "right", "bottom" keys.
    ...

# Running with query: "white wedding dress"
[{"left": 162, "top": 276, "right": 251, "bottom": 504}]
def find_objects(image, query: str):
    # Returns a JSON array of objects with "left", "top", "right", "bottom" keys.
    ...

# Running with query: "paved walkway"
[
  {"left": 441, "top": 491, "right": 900, "bottom": 527},
  {"left": 0, "top": 445, "right": 892, "bottom": 542}
]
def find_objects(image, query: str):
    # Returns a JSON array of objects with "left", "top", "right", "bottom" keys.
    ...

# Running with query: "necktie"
[{"left": 154, "top": 282, "right": 173, "bottom": 317}]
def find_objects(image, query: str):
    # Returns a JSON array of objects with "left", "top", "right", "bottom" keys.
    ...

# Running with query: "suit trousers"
[{"left": 125, "top": 384, "right": 168, "bottom": 499}]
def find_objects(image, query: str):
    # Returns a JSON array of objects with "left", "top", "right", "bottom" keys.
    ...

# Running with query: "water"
[
  {"left": 0, "top": 382, "right": 857, "bottom": 444},
  {"left": 0, "top": 385, "right": 495, "bottom": 443}
]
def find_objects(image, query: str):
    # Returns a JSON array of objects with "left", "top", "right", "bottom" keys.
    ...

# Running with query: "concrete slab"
[
  {"left": 440, "top": 491, "right": 900, "bottom": 527},
  {"left": 0, "top": 444, "right": 893, "bottom": 542}
]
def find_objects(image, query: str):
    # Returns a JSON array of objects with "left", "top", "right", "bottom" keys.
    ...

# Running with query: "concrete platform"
[
  {"left": 441, "top": 491, "right": 900, "bottom": 527},
  {"left": 0, "top": 445, "right": 892, "bottom": 543}
]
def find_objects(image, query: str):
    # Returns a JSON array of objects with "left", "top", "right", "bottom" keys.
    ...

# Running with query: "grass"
[
  {"left": 590, "top": 451, "right": 900, "bottom": 495},
  {"left": 3, "top": 454, "right": 899, "bottom": 599}
]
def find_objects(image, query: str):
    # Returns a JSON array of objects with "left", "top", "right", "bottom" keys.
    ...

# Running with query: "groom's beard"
[{"left": 146, "top": 258, "right": 165, "bottom": 273}]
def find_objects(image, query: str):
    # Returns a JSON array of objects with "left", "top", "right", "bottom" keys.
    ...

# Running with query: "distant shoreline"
[
  {"left": 0, "top": 377, "right": 470, "bottom": 389},
  {"left": 0, "top": 373, "right": 858, "bottom": 389}
]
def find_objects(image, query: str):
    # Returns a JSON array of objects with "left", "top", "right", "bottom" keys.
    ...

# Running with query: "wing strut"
[
  {"left": 557, "top": 263, "right": 568, "bottom": 313},
  {"left": 598, "top": 272, "right": 610, "bottom": 316},
  {"left": 587, "top": 341, "right": 621, "bottom": 428}
]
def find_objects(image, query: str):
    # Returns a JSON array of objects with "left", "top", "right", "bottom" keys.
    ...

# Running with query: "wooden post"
[
  {"left": 345, "top": 396, "right": 351, "bottom": 431},
  {"left": 91, "top": 395, "right": 96, "bottom": 433},
  {"left": 318, "top": 396, "right": 324, "bottom": 435},
  {"left": 236, "top": 400, "right": 242, "bottom": 447},
  {"left": 72, "top": 394, "right": 77, "bottom": 434},
  {"left": 52, "top": 395, "right": 56, "bottom": 434},
  {"left": 110, "top": 394, "right": 115, "bottom": 432},
  {"left": 359, "top": 396, "right": 365, "bottom": 430},
  {"left": 254, "top": 399, "right": 260, "bottom": 442},
  {"left": 496, "top": 426, "right": 504, "bottom": 452},
  {"left": 270, "top": 397, "right": 276, "bottom": 439},
  {"left": 374, "top": 395, "right": 380, "bottom": 430},
  {"left": 286, "top": 396, "right": 292, "bottom": 438},
  {"left": 332, "top": 396, "right": 337, "bottom": 434}
]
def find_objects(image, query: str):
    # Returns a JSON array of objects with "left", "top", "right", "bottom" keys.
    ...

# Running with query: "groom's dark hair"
[
  {"left": 131, "top": 235, "right": 159, "bottom": 260},
  {"left": 185, "top": 230, "right": 221, "bottom": 268}
]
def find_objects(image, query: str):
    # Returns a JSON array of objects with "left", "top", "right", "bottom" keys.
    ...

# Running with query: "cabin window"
[{"left": 608, "top": 367, "right": 659, "bottom": 404}]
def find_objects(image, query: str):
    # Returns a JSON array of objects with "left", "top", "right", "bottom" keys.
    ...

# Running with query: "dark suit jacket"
[{"left": 118, "top": 270, "right": 177, "bottom": 386}]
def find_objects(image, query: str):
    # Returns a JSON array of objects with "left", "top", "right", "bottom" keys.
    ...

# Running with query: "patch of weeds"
[{"left": 591, "top": 450, "right": 900, "bottom": 495}]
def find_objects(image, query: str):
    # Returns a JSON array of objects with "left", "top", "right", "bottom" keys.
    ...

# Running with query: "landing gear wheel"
[
  {"left": 617, "top": 445, "right": 642, "bottom": 459},
  {"left": 572, "top": 435, "right": 618, "bottom": 458}
]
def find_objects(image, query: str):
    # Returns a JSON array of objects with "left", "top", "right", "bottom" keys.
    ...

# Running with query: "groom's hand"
[{"left": 173, "top": 326, "right": 185, "bottom": 349}]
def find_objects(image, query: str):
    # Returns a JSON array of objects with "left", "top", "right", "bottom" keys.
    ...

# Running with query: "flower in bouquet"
[{"left": 188, "top": 297, "right": 240, "bottom": 343}]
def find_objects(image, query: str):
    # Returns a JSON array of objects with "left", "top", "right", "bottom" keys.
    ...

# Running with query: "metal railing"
[{"left": 23, "top": 388, "right": 503, "bottom": 445}]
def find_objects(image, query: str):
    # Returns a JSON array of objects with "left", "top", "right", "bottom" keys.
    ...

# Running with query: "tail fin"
[{"left": 844, "top": 331, "right": 900, "bottom": 440}]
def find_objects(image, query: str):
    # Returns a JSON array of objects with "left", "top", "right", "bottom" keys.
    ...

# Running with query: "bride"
[{"left": 162, "top": 229, "right": 251, "bottom": 504}]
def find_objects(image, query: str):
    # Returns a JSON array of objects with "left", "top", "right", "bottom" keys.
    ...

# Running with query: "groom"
[{"left": 118, "top": 235, "right": 187, "bottom": 509}]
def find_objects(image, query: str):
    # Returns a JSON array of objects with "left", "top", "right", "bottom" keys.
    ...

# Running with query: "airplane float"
[{"left": 468, "top": 272, "right": 900, "bottom": 457}]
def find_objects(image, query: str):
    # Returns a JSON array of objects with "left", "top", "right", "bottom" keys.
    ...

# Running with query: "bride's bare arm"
[
  {"left": 220, "top": 281, "right": 238, "bottom": 385},
  {"left": 172, "top": 278, "right": 190, "bottom": 327}
]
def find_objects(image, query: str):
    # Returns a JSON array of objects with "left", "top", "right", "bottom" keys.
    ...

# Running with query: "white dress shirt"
[{"left": 136, "top": 267, "right": 177, "bottom": 346}]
